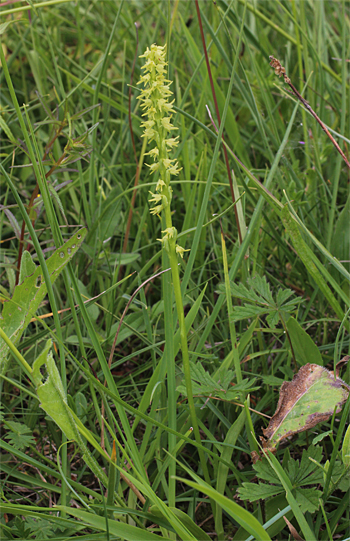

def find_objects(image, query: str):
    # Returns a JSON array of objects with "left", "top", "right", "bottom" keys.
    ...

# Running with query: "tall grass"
[{"left": 0, "top": 1, "right": 349, "bottom": 540}]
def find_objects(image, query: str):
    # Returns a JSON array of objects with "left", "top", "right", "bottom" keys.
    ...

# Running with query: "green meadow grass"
[{"left": 0, "top": 1, "right": 349, "bottom": 540}]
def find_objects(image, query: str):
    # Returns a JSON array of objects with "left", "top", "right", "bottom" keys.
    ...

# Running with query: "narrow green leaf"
[
  {"left": 216, "top": 410, "right": 246, "bottom": 539},
  {"left": 281, "top": 206, "right": 347, "bottom": 328},
  {"left": 55, "top": 506, "right": 169, "bottom": 541},
  {"left": 177, "top": 476, "right": 272, "bottom": 541},
  {"left": 342, "top": 425, "right": 350, "bottom": 466}
]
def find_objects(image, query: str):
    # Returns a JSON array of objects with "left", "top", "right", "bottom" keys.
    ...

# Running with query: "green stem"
[
  {"left": 166, "top": 235, "right": 211, "bottom": 488},
  {"left": 0, "top": 328, "right": 32, "bottom": 377}
]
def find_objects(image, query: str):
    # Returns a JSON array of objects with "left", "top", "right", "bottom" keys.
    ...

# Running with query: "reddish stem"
[{"left": 194, "top": 0, "right": 243, "bottom": 244}]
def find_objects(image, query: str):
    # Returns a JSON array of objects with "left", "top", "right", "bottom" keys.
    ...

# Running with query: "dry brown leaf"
[{"left": 283, "top": 516, "right": 305, "bottom": 541}]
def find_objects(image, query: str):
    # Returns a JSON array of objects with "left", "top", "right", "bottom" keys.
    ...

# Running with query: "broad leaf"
[
  {"left": 18, "top": 250, "right": 36, "bottom": 284},
  {"left": 33, "top": 340, "right": 78, "bottom": 441},
  {"left": 287, "top": 317, "right": 323, "bottom": 366},
  {"left": 0, "top": 228, "right": 86, "bottom": 375},
  {"left": 33, "top": 340, "right": 109, "bottom": 486},
  {"left": 261, "top": 364, "right": 350, "bottom": 451}
]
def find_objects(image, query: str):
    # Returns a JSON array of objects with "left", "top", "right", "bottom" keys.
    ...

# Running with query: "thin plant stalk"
[
  {"left": 269, "top": 56, "right": 350, "bottom": 169},
  {"left": 194, "top": 0, "right": 243, "bottom": 244},
  {"left": 137, "top": 44, "right": 212, "bottom": 491}
]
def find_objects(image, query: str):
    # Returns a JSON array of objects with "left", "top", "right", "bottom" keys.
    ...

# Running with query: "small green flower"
[
  {"left": 148, "top": 191, "right": 163, "bottom": 204},
  {"left": 150, "top": 204, "right": 164, "bottom": 216},
  {"left": 175, "top": 244, "right": 190, "bottom": 259},
  {"left": 162, "top": 227, "right": 177, "bottom": 240},
  {"left": 146, "top": 162, "right": 160, "bottom": 174}
]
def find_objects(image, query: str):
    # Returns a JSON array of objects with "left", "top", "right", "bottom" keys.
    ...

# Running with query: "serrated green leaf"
[
  {"left": 296, "top": 445, "right": 323, "bottom": 485},
  {"left": 238, "top": 482, "right": 283, "bottom": 501},
  {"left": 252, "top": 459, "right": 282, "bottom": 484},
  {"left": 276, "top": 288, "right": 294, "bottom": 306},
  {"left": 266, "top": 310, "right": 280, "bottom": 329},
  {"left": 4, "top": 421, "right": 35, "bottom": 451},
  {"left": 231, "top": 304, "right": 267, "bottom": 321},
  {"left": 251, "top": 275, "right": 274, "bottom": 304},
  {"left": 25, "top": 518, "right": 55, "bottom": 540},
  {"left": 230, "top": 281, "right": 261, "bottom": 303},
  {"left": 295, "top": 487, "right": 321, "bottom": 513},
  {"left": 177, "top": 362, "right": 258, "bottom": 401}
]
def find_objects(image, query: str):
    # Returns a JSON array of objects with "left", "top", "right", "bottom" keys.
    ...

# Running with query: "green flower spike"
[{"left": 137, "top": 43, "right": 186, "bottom": 256}]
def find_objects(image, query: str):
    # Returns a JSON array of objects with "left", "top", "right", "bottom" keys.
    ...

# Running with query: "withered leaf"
[
  {"left": 283, "top": 516, "right": 304, "bottom": 541},
  {"left": 261, "top": 363, "right": 350, "bottom": 451}
]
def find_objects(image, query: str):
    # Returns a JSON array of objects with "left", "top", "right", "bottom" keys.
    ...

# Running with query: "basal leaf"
[
  {"left": 0, "top": 228, "right": 87, "bottom": 375},
  {"left": 261, "top": 364, "right": 350, "bottom": 451},
  {"left": 33, "top": 340, "right": 78, "bottom": 441},
  {"left": 18, "top": 250, "right": 36, "bottom": 284},
  {"left": 177, "top": 362, "right": 258, "bottom": 401},
  {"left": 25, "top": 518, "right": 55, "bottom": 541}
]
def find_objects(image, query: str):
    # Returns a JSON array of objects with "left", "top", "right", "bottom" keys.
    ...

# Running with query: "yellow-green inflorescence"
[{"left": 137, "top": 44, "right": 188, "bottom": 259}]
